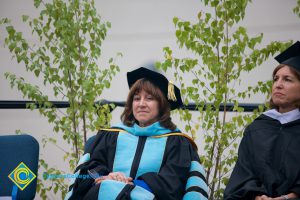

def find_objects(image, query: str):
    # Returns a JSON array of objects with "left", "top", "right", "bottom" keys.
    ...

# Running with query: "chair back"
[
  {"left": 84, "top": 135, "right": 97, "bottom": 153},
  {"left": 0, "top": 134, "right": 39, "bottom": 200}
]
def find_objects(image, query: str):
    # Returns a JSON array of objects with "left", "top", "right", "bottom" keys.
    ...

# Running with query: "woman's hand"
[
  {"left": 255, "top": 193, "right": 299, "bottom": 200},
  {"left": 107, "top": 172, "right": 133, "bottom": 183},
  {"left": 94, "top": 172, "right": 133, "bottom": 185},
  {"left": 255, "top": 195, "right": 272, "bottom": 200}
]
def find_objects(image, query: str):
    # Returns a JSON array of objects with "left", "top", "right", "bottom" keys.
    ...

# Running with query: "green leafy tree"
[
  {"left": 294, "top": 0, "right": 300, "bottom": 17},
  {"left": 1, "top": 0, "right": 120, "bottom": 198},
  {"left": 157, "top": 0, "right": 291, "bottom": 199}
]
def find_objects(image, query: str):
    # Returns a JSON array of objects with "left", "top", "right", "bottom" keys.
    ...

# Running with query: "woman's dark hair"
[
  {"left": 121, "top": 78, "right": 176, "bottom": 130},
  {"left": 269, "top": 64, "right": 300, "bottom": 109}
]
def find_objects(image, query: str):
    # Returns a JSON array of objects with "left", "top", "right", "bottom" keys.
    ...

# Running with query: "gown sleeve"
[
  {"left": 224, "top": 128, "right": 267, "bottom": 200},
  {"left": 138, "top": 136, "right": 207, "bottom": 200},
  {"left": 68, "top": 130, "right": 117, "bottom": 199},
  {"left": 289, "top": 172, "right": 300, "bottom": 196}
]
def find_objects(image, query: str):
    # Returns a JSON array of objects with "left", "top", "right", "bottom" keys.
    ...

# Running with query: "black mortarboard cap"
[
  {"left": 127, "top": 67, "right": 183, "bottom": 110},
  {"left": 274, "top": 41, "right": 300, "bottom": 73}
]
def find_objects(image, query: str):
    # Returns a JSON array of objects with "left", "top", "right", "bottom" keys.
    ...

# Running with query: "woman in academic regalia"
[
  {"left": 65, "top": 67, "right": 208, "bottom": 200},
  {"left": 224, "top": 41, "right": 300, "bottom": 200}
]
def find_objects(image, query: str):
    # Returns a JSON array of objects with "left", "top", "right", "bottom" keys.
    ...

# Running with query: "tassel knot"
[{"left": 168, "top": 81, "right": 177, "bottom": 101}]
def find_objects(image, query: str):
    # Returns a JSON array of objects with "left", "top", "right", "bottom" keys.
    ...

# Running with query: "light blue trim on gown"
[
  {"left": 136, "top": 137, "right": 167, "bottom": 178},
  {"left": 98, "top": 180, "right": 126, "bottom": 200},
  {"left": 98, "top": 180, "right": 155, "bottom": 200},
  {"left": 113, "top": 132, "right": 139, "bottom": 177},
  {"left": 114, "top": 122, "right": 179, "bottom": 137},
  {"left": 130, "top": 185, "right": 155, "bottom": 200},
  {"left": 185, "top": 176, "right": 208, "bottom": 193},
  {"left": 183, "top": 191, "right": 208, "bottom": 200}
]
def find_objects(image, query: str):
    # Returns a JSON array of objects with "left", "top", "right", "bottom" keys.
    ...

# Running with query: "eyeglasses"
[{"left": 87, "top": 169, "right": 101, "bottom": 180}]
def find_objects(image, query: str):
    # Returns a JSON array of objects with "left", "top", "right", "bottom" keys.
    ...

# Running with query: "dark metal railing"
[{"left": 0, "top": 100, "right": 262, "bottom": 112}]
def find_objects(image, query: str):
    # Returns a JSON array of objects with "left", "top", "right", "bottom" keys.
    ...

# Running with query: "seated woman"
[
  {"left": 66, "top": 67, "right": 208, "bottom": 200},
  {"left": 224, "top": 41, "right": 300, "bottom": 200}
]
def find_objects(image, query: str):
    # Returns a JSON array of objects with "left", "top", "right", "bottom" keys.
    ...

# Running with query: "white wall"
[{"left": 1, "top": 0, "right": 300, "bottom": 199}]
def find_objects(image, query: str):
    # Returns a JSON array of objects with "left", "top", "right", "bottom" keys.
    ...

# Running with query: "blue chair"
[
  {"left": 0, "top": 134, "right": 39, "bottom": 200},
  {"left": 84, "top": 135, "right": 97, "bottom": 153}
]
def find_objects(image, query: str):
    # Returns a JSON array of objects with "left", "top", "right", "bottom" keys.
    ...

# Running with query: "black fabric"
[
  {"left": 186, "top": 186, "right": 209, "bottom": 198},
  {"left": 275, "top": 41, "right": 300, "bottom": 73},
  {"left": 224, "top": 114, "right": 300, "bottom": 200},
  {"left": 83, "top": 184, "right": 100, "bottom": 200},
  {"left": 129, "top": 136, "right": 147, "bottom": 179},
  {"left": 127, "top": 67, "right": 183, "bottom": 110},
  {"left": 185, "top": 170, "right": 208, "bottom": 198},
  {"left": 116, "top": 184, "right": 135, "bottom": 200},
  {"left": 140, "top": 136, "right": 200, "bottom": 200},
  {"left": 69, "top": 130, "right": 119, "bottom": 200},
  {"left": 68, "top": 129, "right": 202, "bottom": 200},
  {"left": 189, "top": 171, "right": 206, "bottom": 183}
]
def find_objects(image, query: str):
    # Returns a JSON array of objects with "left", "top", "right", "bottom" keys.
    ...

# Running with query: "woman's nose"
[
  {"left": 138, "top": 98, "right": 146, "bottom": 106},
  {"left": 274, "top": 79, "right": 283, "bottom": 88}
]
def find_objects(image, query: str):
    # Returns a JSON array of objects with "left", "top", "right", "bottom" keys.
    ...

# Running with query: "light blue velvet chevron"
[{"left": 183, "top": 161, "right": 208, "bottom": 200}]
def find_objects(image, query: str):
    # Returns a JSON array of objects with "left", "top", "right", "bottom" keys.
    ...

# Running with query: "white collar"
[{"left": 263, "top": 108, "right": 300, "bottom": 124}]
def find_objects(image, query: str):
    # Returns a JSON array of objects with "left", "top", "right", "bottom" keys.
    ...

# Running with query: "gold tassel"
[{"left": 168, "top": 81, "right": 177, "bottom": 101}]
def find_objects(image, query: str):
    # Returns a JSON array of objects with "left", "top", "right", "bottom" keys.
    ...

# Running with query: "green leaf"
[
  {"left": 34, "top": 69, "right": 40, "bottom": 77},
  {"left": 0, "top": 18, "right": 10, "bottom": 24},
  {"left": 22, "top": 15, "right": 29, "bottom": 22},
  {"left": 6, "top": 26, "right": 15, "bottom": 35},
  {"left": 173, "top": 17, "right": 179, "bottom": 25},
  {"left": 34, "top": 0, "right": 42, "bottom": 8}
]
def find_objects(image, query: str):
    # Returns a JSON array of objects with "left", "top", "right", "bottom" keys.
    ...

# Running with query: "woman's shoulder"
[
  {"left": 94, "top": 127, "right": 125, "bottom": 140},
  {"left": 157, "top": 131, "right": 198, "bottom": 150},
  {"left": 98, "top": 127, "right": 125, "bottom": 133},
  {"left": 246, "top": 114, "right": 279, "bottom": 131}
]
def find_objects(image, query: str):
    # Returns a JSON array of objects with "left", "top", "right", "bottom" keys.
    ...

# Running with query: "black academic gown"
[
  {"left": 66, "top": 124, "right": 207, "bottom": 200},
  {"left": 224, "top": 114, "right": 300, "bottom": 200}
]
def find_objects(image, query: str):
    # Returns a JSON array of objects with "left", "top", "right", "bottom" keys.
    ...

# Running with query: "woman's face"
[
  {"left": 132, "top": 90, "right": 160, "bottom": 127},
  {"left": 272, "top": 65, "right": 300, "bottom": 113}
]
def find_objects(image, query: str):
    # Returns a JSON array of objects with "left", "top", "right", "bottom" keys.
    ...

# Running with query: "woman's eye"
[
  {"left": 286, "top": 78, "right": 293, "bottom": 82},
  {"left": 284, "top": 77, "right": 293, "bottom": 82},
  {"left": 147, "top": 96, "right": 153, "bottom": 100},
  {"left": 133, "top": 96, "right": 140, "bottom": 101}
]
